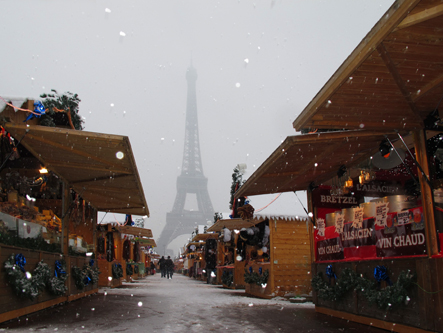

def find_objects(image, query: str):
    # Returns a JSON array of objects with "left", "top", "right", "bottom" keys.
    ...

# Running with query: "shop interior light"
[
  {"left": 345, "top": 176, "right": 353, "bottom": 188},
  {"left": 26, "top": 194, "right": 36, "bottom": 202},
  {"left": 39, "top": 167, "right": 48, "bottom": 174},
  {"left": 359, "top": 171, "right": 366, "bottom": 184}
]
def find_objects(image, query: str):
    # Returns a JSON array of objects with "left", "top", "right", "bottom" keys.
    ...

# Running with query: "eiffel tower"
[{"left": 157, "top": 65, "right": 214, "bottom": 255}]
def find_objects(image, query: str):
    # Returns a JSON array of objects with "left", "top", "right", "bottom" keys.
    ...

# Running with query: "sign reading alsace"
[
  {"left": 353, "top": 180, "right": 404, "bottom": 197},
  {"left": 340, "top": 218, "right": 376, "bottom": 248}
]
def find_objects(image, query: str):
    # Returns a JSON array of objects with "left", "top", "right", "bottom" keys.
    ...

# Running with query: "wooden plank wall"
[
  {"left": 313, "top": 257, "right": 443, "bottom": 332},
  {"left": 245, "top": 261, "right": 273, "bottom": 298},
  {"left": 272, "top": 218, "right": 312, "bottom": 296},
  {"left": 97, "top": 259, "right": 123, "bottom": 288},
  {"left": 216, "top": 242, "right": 224, "bottom": 284},
  {"left": 68, "top": 256, "right": 97, "bottom": 295},
  {"left": 0, "top": 246, "right": 52, "bottom": 314},
  {"left": 0, "top": 245, "right": 98, "bottom": 323}
]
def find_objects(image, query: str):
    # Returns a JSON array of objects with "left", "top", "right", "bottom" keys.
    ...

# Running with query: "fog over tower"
[{"left": 156, "top": 65, "right": 214, "bottom": 255}]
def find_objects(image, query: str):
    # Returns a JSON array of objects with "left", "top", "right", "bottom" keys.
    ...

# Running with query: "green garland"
[
  {"left": 126, "top": 263, "right": 133, "bottom": 276},
  {"left": 112, "top": 263, "right": 124, "bottom": 279},
  {"left": 4, "top": 254, "right": 68, "bottom": 300},
  {"left": 72, "top": 263, "right": 100, "bottom": 290},
  {"left": 222, "top": 270, "right": 234, "bottom": 287},
  {"left": 47, "top": 260, "right": 68, "bottom": 296},
  {"left": 244, "top": 268, "right": 269, "bottom": 286},
  {"left": 311, "top": 268, "right": 417, "bottom": 310}
]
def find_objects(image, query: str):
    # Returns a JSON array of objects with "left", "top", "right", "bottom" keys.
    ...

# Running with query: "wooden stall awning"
[
  {"left": 138, "top": 238, "right": 157, "bottom": 247},
  {"left": 236, "top": 130, "right": 399, "bottom": 197},
  {"left": 293, "top": 0, "right": 443, "bottom": 133},
  {"left": 191, "top": 233, "right": 218, "bottom": 242},
  {"left": 207, "top": 218, "right": 264, "bottom": 232},
  {"left": 186, "top": 242, "right": 205, "bottom": 247},
  {"left": 5, "top": 123, "right": 149, "bottom": 217},
  {"left": 117, "top": 225, "right": 153, "bottom": 238}
]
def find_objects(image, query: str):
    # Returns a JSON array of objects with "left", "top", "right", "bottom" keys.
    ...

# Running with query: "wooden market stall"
[
  {"left": 174, "top": 256, "right": 184, "bottom": 274},
  {"left": 96, "top": 223, "right": 154, "bottom": 287},
  {"left": 236, "top": 1, "right": 443, "bottom": 331},
  {"left": 183, "top": 241, "right": 205, "bottom": 279},
  {"left": 0, "top": 111, "right": 150, "bottom": 323},
  {"left": 208, "top": 215, "right": 312, "bottom": 297},
  {"left": 207, "top": 218, "right": 257, "bottom": 289},
  {"left": 190, "top": 233, "right": 218, "bottom": 281},
  {"left": 139, "top": 236, "right": 157, "bottom": 276}
]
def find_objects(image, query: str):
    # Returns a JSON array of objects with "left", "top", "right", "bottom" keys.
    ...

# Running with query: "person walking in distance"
[
  {"left": 159, "top": 256, "right": 166, "bottom": 278},
  {"left": 165, "top": 256, "right": 174, "bottom": 279}
]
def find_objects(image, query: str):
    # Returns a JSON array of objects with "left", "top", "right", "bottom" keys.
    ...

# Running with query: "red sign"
[
  {"left": 316, "top": 237, "right": 344, "bottom": 261},
  {"left": 375, "top": 208, "right": 426, "bottom": 257},
  {"left": 340, "top": 218, "right": 376, "bottom": 248},
  {"left": 314, "top": 207, "right": 427, "bottom": 261},
  {"left": 312, "top": 186, "right": 360, "bottom": 209}
]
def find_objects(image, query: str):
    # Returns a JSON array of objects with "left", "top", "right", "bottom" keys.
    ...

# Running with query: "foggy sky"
[{"left": 1, "top": 1, "right": 394, "bottom": 252}]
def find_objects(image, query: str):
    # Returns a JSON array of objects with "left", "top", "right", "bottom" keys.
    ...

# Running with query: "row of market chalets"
[
  {"left": 0, "top": 99, "right": 154, "bottom": 322},
  {"left": 207, "top": 214, "right": 312, "bottom": 299},
  {"left": 180, "top": 230, "right": 217, "bottom": 281},
  {"left": 179, "top": 207, "right": 312, "bottom": 299},
  {"left": 96, "top": 218, "right": 157, "bottom": 288},
  {"left": 236, "top": 1, "right": 443, "bottom": 332}
]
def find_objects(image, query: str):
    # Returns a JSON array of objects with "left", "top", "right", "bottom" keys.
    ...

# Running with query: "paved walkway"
[{"left": 0, "top": 273, "right": 387, "bottom": 332}]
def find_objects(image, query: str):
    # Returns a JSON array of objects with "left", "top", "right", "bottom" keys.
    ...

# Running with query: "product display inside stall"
[
  {"left": 0, "top": 164, "right": 93, "bottom": 254},
  {"left": 312, "top": 139, "right": 443, "bottom": 262}
]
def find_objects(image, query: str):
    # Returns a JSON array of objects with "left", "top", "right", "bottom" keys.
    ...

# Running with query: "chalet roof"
[
  {"left": 237, "top": 0, "right": 443, "bottom": 198},
  {"left": 293, "top": 0, "right": 443, "bottom": 133},
  {"left": 236, "top": 130, "right": 398, "bottom": 196},
  {"left": 191, "top": 233, "right": 218, "bottom": 242},
  {"left": 5, "top": 123, "right": 149, "bottom": 217}
]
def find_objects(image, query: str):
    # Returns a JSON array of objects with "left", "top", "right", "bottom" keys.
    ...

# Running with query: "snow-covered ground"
[{"left": 0, "top": 274, "right": 385, "bottom": 332}]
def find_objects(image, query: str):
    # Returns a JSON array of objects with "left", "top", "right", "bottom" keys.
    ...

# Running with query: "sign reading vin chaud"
[
  {"left": 316, "top": 237, "right": 344, "bottom": 261},
  {"left": 375, "top": 221, "right": 427, "bottom": 257}
]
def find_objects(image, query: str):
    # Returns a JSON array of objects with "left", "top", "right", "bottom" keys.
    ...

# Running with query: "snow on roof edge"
[{"left": 253, "top": 213, "right": 308, "bottom": 221}]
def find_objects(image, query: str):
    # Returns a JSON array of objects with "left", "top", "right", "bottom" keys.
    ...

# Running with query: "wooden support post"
[
  {"left": 307, "top": 190, "right": 316, "bottom": 264},
  {"left": 61, "top": 182, "right": 71, "bottom": 256},
  {"left": 92, "top": 208, "right": 97, "bottom": 258},
  {"left": 413, "top": 130, "right": 438, "bottom": 256}
]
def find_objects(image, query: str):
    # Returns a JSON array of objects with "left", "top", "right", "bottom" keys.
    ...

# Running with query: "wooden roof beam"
[
  {"left": 70, "top": 173, "right": 133, "bottom": 185},
  {"left": 76, "top": 184, "right": 137, "bottom": 193},
  {"left": 293, "top": 0, "right": 420, "bottom": 131},
  {"left": 307, "top": 120, "right": 416, "bottom": 132},
  {"left": 272, "top": 141, "right": 344, "bottom": 193},
  {"left": 46, "top": 160, "right": 131, "bottom": 174},
  {"left": 376, "top": 42, "right": 424, "bottom": 126},
  {"left": 412, "top": 73, "right": 443, "bottom": 102},
  {"left": 99, "top": 205, "right": 146, "bottom": 212},
  {"left": 395, "top": 3, "right": 443, "bottom": 30},
  {"left": 25, "top": 133, "right": 121, "bottom": 169}
]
